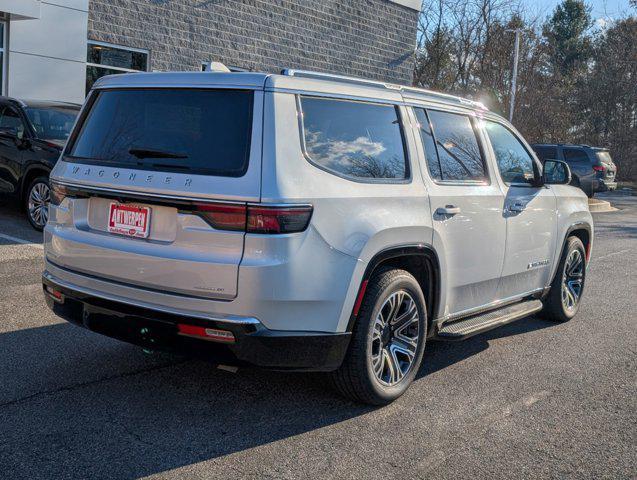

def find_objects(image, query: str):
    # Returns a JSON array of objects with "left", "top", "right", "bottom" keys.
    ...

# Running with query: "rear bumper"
[
  {"left": 42, "top": 272, "right": 350, "bottom": 372},
  {"left": 596, "top": 179, "right": 617, "bottom": 191}
]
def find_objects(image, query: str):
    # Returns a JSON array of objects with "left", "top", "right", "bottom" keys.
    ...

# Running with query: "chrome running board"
[{"left": 435, "top": 299, "right": 543, "bottom": 341}]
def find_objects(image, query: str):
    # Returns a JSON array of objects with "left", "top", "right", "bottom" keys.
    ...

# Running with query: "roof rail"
[
  {"left": 281, "top": 68, "right": 487, "bottom": 110},
  {"left": 282, "top": 69, "right": 402, "bottom": 90}
]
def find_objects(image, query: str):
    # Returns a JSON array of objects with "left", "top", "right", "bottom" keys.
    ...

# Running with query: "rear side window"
[
  {"left": 426, "top": 110, "right": 487, "bottom": 182},
  {"left": 300, "top": 96, "right": 408, "bottom": 180},
  {"left": 533, "top": 146, "right": 558, "bottom": 162},
  {"left": 596, "top": 151, "right": 613, "bottom": 164},
  {"left": 69, "top": 89, "right": 254, "bottom": 177},
  {"left": 563, "top": 148, "right": 589, "bottom": 163}
]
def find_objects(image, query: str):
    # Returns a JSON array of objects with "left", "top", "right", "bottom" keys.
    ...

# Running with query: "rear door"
[
  {"left": 48, "top": 87, "right": 263, "bottom": 300},
  {"left": 0, "top": 105, "right": 27, "bottom": 193},
  {"left": 483, "top": 120, "right": 557, "bottom": 298},
  {"left": 413, "top": 107, "right": 507, "bottom": 315}
]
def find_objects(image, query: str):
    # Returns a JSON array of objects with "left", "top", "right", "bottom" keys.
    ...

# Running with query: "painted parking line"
[
  {"left": 0, "top": 233, "right": 44, "bottom": 249},
  {"left": 595, "top": 249, "right": 631, "bottom": 261}
]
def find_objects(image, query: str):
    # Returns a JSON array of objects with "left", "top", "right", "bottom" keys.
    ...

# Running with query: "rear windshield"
[
  {"left": 69, "top": 89, "right": 254, "bottom": 177},
  {"left": 25, "top": 106, "right": 79, "bottom": 142},
  {"left": 596, "top": 151, "right": 613, "bottom": 164}
]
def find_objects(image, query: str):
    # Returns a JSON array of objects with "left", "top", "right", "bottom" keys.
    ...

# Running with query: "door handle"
[
  {"left": 436, "top": 205, "right": 461, "bottom": 216},
  {"left": 508, "top": 202, "right": 525, "bottom": 213}
]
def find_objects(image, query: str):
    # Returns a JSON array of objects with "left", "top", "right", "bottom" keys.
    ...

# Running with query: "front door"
[
  {"left": 413, "top": 107, "right": 507, "bottom": 317},
  {"left": 482, "top": 120, "right": 557, "bottom": 299}
]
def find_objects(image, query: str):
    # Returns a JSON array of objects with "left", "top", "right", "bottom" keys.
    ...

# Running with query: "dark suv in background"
[
  {"left": 0, "top": 97, "right": 80, "bottom": 230},
  {"left": 532, "top": 143, "right": 617, "bottom": 197}
]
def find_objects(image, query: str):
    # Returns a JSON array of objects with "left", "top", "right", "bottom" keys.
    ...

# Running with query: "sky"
[{"left": 531, "top": 0, "right": 634, "bottom": 28}]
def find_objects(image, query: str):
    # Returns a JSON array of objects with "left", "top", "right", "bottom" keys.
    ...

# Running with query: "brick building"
[{"left": 0, "top": 0, "right": 420, "bottom": 104}]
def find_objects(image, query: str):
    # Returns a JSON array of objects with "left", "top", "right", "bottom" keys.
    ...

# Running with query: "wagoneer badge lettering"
[{"left": 68, "top": 167, "right": 193, "bottom": 188}]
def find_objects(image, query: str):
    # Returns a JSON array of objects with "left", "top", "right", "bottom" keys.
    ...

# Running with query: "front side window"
[
  {"left": 485, "top": 121, "right": 536, "bottom": 184},
  {"left": 69, "top": 89, "right": 253, "bottom": 177},
  {"left": 86, "top": 42, "right": 149, "bottom": 94},
  {"left": 300, "top": 96, "right": 408, "bottom": 180},
  {"left": 0, "top": 107, "right": 25, "bottom": 138},
  {"left": 427, "top": 110, "right": 487, "bottom": 182},
  {"left": 414, "top": 108, "right": 441, "bottom": 180}
]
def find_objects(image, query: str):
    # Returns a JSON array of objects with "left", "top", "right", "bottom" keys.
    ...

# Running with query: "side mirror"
[{"left": 542, "top": 159, "right": 572, "bottom": 185}]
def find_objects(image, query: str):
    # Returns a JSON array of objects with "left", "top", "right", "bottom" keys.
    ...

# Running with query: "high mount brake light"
[{"left": 194, "top": 203, "right": 313, "bottom": 234}]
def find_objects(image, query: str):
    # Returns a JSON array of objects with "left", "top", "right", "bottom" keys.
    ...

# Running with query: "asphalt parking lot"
[{"left": 0, "top": 191, "right": 635, "bottom": 480}]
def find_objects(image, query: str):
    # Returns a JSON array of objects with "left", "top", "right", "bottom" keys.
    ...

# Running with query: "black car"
[
  {"left": 0, "top": 97, "right": 80, "bottom": 230},
  {"left": 532, "top": 143, "right": 617, "bottom": 197}
]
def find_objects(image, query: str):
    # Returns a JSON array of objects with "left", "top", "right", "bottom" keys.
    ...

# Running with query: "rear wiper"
[{"left": 129, "top": 147, "right": 188, "bottom": 159}]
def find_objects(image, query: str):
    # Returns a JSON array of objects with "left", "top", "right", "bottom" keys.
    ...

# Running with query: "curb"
[{"left": 588, "top": 198, "right": 618, "bottom": 213}]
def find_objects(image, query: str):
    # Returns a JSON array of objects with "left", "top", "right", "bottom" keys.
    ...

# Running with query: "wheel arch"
[
  {"left": 346, "top": 245, "right": 441, "bottom": 336},
  {"left": 547, "top": 222, "right": 592, "bottom": 290},
  {"left": 20, "top": 164, "right": 51, "bottom": 200}
]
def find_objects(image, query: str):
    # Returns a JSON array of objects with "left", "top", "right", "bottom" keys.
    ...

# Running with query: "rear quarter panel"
[{"left": 260, "top": 92, "right": 434, "bottom": 332}]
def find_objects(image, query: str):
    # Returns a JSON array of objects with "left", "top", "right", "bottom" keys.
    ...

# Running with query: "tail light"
[
  {"left": 50, "top": 181, "right": 71, "bottom": 205},
  {"left": 193, "top": 203, "right": 312, "bottom": 234},
  {"left": 592, "top": 165, "right": 606, "bottom": 172},
  {"left": 247, "top": 205, "right": 313, "bottom": 234},
  {"left": 192, "top": 203, "right": 246, "bottom": 231}
]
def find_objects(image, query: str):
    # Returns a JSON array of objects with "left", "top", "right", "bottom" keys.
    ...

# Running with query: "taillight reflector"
[
  {"left": 592, "top": 165, "right": 606, "bottom": 172},
  {"left": 352, "top": 280, "right": 369, "bottom": 317},
  {"left": 177, "top": 324, "right": 235, "bottom": 343}
]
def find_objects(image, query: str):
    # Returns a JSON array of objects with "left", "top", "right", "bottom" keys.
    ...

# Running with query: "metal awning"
[{"left": 0, "top": 0, "right": 41, "bottom": 19}]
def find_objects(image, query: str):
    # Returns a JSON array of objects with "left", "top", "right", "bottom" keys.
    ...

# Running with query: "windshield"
[
  {"left": 68, "top": 89, "right": 254, "bottom": 177},
  {"left": 25, "top": 106, "right": 78, "bottom": 142},
  {"left": 596, "top": 151, "right": 613, "bottom": 164}
]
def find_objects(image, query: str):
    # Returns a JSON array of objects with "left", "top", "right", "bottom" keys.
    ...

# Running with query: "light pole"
[{"left": 507, "top": 28, "right": 522, "bottom": 122}]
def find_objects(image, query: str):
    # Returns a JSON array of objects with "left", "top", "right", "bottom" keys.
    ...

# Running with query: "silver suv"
[{"left": 42, "top": 70, "right": 593, "bottom": 405}]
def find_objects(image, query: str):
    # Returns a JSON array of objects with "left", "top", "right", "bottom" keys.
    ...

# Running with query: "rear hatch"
[
  {"left": 47, "top": 82, "right": 263, "bottom": 300},
  {"left": 594, "top": 150, "right": 617, "bottom": 181}
]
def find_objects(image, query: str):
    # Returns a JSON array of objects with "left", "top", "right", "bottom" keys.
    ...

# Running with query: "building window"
[
  {"left": 86, "top": 41, "right": 149, "bottom": 94},
  {"left": 0, "top": 21, "right": 6, "bottom": 95}
]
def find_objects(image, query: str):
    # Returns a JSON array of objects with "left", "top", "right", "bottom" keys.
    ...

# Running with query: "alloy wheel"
[
  {"left": 28, "top": 181, "right": 50, "bottom": 229},
  {"left": 370, "top": 290, "right": 420, "bottom": 386},
  {"left": 561, "top": 249, "right": 584, "bottom": 312}
]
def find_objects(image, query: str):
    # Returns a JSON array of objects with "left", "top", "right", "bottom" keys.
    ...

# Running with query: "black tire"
[
  {"left": 542, "top": 236, "right": 586, "bottom": 322},
  {"left": 24, "top": 176, "right": 50, "bottom": 231},
  {"left": 330, "top": 268, "right": 427, "bottom": 405}
]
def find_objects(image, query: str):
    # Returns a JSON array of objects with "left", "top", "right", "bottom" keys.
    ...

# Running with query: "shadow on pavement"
[{"left": 0, "top": 313, "right": 556, "bottom": 479}]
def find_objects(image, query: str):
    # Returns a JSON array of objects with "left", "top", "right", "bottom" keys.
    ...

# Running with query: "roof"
[
  {"left": 0, "top": 96, "right": 81, "bottom": 109},
  {"left": 93, "top": 70, "right": 488, "bottom": 112}
]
